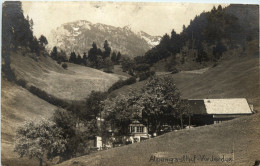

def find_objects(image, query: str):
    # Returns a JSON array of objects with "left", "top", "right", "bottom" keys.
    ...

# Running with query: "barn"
[{"left": 185, "top": 98, "right": 253, "bottom": 125}]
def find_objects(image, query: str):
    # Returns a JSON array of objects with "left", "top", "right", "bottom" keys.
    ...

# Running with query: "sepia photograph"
[{"left": 1, "top": 1, "right": 259, "bottom": 166}]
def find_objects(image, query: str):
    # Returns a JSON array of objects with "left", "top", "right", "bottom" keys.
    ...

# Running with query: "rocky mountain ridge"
[{"left": 49, "top": 20, "right": 161, "bottom": 58}]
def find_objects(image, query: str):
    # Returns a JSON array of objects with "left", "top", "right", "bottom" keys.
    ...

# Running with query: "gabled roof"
[
  {"left": 131, "top": 120, "right": 141, "bottom": 124},
  {"left": 186, "top": 98, "right": 252, "bottom": 115},
  {"left": 129, "top": 120, "right": 145, "bottom": 127},
  {"left": 186, "top": 100, "right": 207, "bottom": 114},
  {"left": 203, "top": 98, "right": 252, "bottom": 114}
]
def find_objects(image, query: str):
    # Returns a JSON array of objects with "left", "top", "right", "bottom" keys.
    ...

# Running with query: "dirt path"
[{"left": 180, "top": 67, "right": 210, "bottom": 74}]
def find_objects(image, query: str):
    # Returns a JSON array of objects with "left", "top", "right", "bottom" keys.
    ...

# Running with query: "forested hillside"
[{"left": 133, "top": 4, "right": 259, "bottom": 72}]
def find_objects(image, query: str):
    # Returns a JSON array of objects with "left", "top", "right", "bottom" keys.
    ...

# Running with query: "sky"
[{"left": 22, "top": 1, "right": 228, "bottom": 38}]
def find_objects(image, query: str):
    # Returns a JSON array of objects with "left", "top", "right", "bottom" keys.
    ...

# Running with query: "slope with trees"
[
  {"left": 68, "top": 40, "right": 115, "bottom": 73},
  {"left": 143, "top": 4, "right": 258, "bottom": 72},
  {"left": 103, "top": 76, "right": 190, "bottom": 139}
]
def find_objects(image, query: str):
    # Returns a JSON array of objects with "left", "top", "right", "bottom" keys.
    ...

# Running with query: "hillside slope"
[
  {"left": 109, "top": 45, "right": 259, "bottom": 110},
  {"left": 2, "top": 49, "right": 127, "bottom": 165},
  {"left": 10, "top": 52, "right": 124, "bottom": 101},
  {"left": 58, "top": 112, "right": 260, "bottom": 166},
  {"left": 172, "top": 53, "right": 259, "bottom": 110},
  {"left": 1, "top": 78, "right": 58, "bottom": 166}
]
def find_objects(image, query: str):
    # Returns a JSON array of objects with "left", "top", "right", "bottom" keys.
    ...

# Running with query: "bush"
[
  {"left": 133, "top": 63, "right": 150, "bottom": 72},
  {"left": 16, "top": 79, "right": 27, "bottom": 88},
  {"left": 62, "top": 63, "right": 68, "bottom": 69},
  {"left": 29, "top": 85, "right": 69, "bottom": 108},
  {"left": 31, "top": 56, "right": 38, "bottom": 62},
  {"left": 104, "top": 70, "right": 113, "bottom": 73},
  {"left": 124, "top": 76, "right": 136, "bottom": 85},
  {"left": 139, "top": 71, "right": 155, "bottom": 81},
  {"left": 108, "top": 76, "right": 136, "bottom": 93},
  {"left": 108, "top": 80, "right": 124, "bottom": 93},
  {"left": 171, "top": 68, "right": 179, "bottom": 74}
]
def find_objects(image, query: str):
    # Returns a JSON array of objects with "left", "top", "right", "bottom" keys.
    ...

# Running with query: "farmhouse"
[
  {"left": 185, "top": 98, "right": 253, "bottom": 125},
  {"left": 128, "top": 120, "right": 149, "bottom": 143},
  {"left": 94, "top": 98, "right": 253, "bottom": 148}
]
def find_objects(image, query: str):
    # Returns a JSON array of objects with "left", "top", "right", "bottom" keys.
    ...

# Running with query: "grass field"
[
  {"left": 2, "top": 51, "right": 128, "bottom": 165},
  {"left": 57, "top": 112, "right": 260, "bottom": 166},
  {"left": 109, "top": 52, "right": 259, "bottom": 111},
  {"left": 1, "top": 51, "right": 129, "bottom": 166},
  {"left": 1, "top": 78, "right": 58, "bottom": 166},
  {"left": 111, "top": 65, "right": 131, "bottom": 77},
  {"left": 10, "top": 52, "right": 124, "bottom": 101},
  {"left": 172, "top": 54, "right": 260, "bottom": 110}
]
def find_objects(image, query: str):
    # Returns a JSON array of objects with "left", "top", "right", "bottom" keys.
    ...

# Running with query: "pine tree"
[
  {"left": 116, "top": 52, "right": 121, "bottom": 64},
  {"left": 39, "top": 35, "right": 48, "bottom": 55},
  {"left": 111, "top": 52, "right": 117, "bottom": 63},
  {"left": 39, "top": 35, "right": 48, "bottom": 48},
  {"left": 69, "top": 52, "right": 77, "bottom": 63},
  {"left": 77, "top": 54, "right": 82, "bottom": 64},
  {"left": 2, "top": 1, "right": 33, "bottom": 50},
  {"left": 217, "top": 5, "right": 222, "bottom": 11},
  {"left": 170, "top": 29, "right": 182, "bottom": 54},
  {"left": 88, "top": 42, "right": 98, "bottom": 62},
  {"left": 83, "top": 52, "right": 87, "bottom": 65},
  {"left": 29, "top": 19, "right": 34, "bottom": 31},
  {"left": 30, "top": 37, "right": 40, "bottom": 56},
  {"left": 103, "top": 40, "right": 111, "bottom": 59},
  {"left": 51, "top": 46, "right": 58, "bottom": 60}
]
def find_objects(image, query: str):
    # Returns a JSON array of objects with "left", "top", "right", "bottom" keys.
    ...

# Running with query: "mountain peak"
[
  {"left": 122, "top": 25, "right": 132, "bottom": 31},
  {"left": 49, "top": 20, "right": 161, "bottom": 57}
]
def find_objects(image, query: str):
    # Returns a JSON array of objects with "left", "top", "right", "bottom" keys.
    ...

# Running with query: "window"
[
  {"left": 214, "top": 120, "right": 222, "bottom": 124},
  {"left": 131, "top": 126, "right": 135, "bottom": 133},
  {"left": 136, "top": 126, "right": 144, "bottom": 133}
]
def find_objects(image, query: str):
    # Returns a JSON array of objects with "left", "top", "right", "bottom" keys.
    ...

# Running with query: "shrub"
[
  {"left": 62, "top": 63, "right": 68, "bottom": 69},
  {"left": 29, "top": 85, "right": 69, "bottom": 108},
  {"left": 108, "top": 80, "right": 124, "bottom": 93},
  {"left": 171, "top": 68, "right": 179, "bottom": 74},
  {"left": 139, "top": 71, "right": 155, "bottom": 81},
  {"left": 104, "top": 70, "right": 113, "bottom": 73},
  {"left": 108, "top": 76, "right": 136, "bottom": 93},
  {"left": 16, "top": 79, "right": 27, "bottom": 88},
  {"left": 133, "top": 63, "right": 150, "bottom": 72},
  {"left": 124, "top": 76, "right": 137, "bottom": 85},
  {"left": 31, "top": 56, "right": 38, "bottom": 62}
]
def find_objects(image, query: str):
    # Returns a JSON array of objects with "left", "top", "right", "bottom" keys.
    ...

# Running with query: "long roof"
[{"left": 187, "top": 98, "right": 252, "bottom": 115}]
